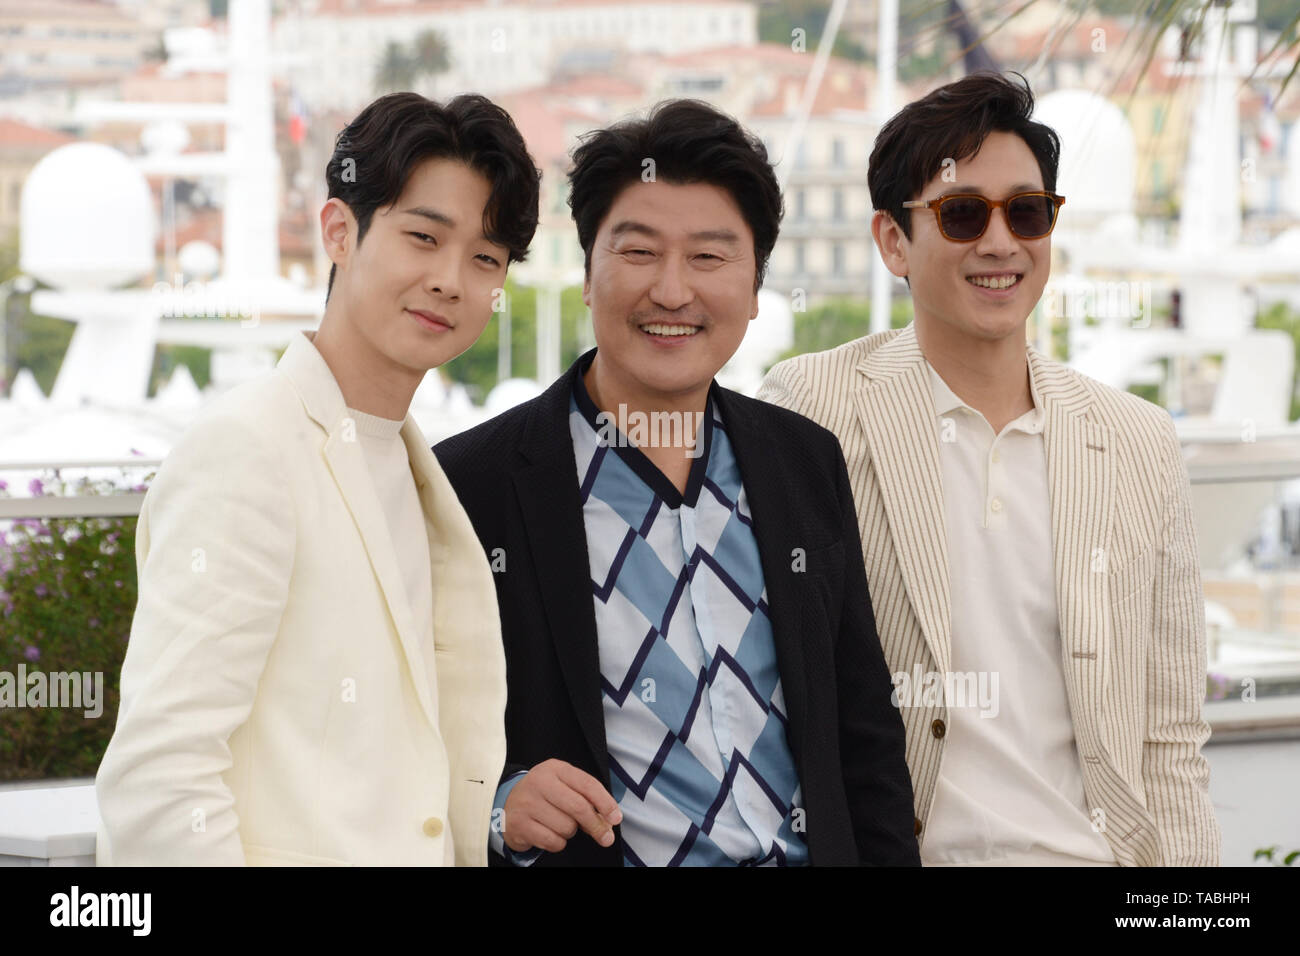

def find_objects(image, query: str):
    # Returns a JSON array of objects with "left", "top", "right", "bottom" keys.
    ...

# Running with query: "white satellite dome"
[
  {"left": 20, "top": 142, "right": 156, "bottom": 290},
  {"left": 737, "top": 287, "right": 794, "bottom": 356},
  {"left": 1035, "top": 90, "right": 1136, "bottom": 220},
  {"left": 178, "top": 239, "right": 220, "bottom": 280}
]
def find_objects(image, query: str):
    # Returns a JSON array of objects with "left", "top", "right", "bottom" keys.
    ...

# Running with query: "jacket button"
[
  {"left": 422, "top": 817, "right": 444, "bottom": 838},
  {"left": 931, "top": 718, "right": 946, "bottom": 739},
  {"left": 914, "top": 817, "right": 923, "bottom": 837}
]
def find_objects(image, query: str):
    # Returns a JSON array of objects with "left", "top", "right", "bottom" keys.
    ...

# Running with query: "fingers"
[
  {"left": 544, "top": 780, "right": 616, "bottom": 848},
  {"left": 552, "top": 764, "right": 622, "bottom": 846},
  {"left": 558, "top": 763, "right": 624, "bottom": 826},
  {"left": 502, "top": 759, "right": 623, "bottom": 855},
  {"left": 505, "top": 816, "right": 569, "bottom": 855}
]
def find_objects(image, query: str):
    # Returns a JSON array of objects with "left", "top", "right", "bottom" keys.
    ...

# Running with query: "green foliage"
[
  {"left": 7, "top": 313, "right": 73, "bottom": 397},
  {"left": 1256, "top": 300, "right": 1300, "bottom": 423},
  {"left": 440, "top": 280, "right": 590, "bottom": 400},
  {"left": 0, "top": 473, "right": 143, "bottom": 780},
  {"left": 1254, "top": 845, "right": 1300, "bottom": 866},
  {"left": 770, "top": 295, "right": 913, "bottom": 369},
  {"left": 1, "top": 230, "right": 73, "bottom": 397},
  {"left": 1127, "top": 382, "right": 1162, "bottom": 406},
  {"left": 149, "top": 345, "right": 212, "bottom": 396},
  {"left": 413, "top": 30, "right": 451, "bottom": 74},
  {"left": 1258, "top": 0, "right": 1300, "bottom": 36},
  {"left": 374, "top": 30, "right": 451, "bottom": 94},
  {"left": 757, "top": 0, "right": 869, "bottom": 59}
]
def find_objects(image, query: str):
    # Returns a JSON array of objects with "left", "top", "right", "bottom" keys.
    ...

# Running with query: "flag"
[
  {"left": 289, "top": 90, "right": 308, "bottom": 146},
  {"left": 1259, "top": 89, "right": 1281, "bottom": 155}
]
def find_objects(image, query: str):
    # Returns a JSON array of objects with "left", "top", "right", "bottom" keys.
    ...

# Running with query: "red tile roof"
[{"left": 0, "top": 119, "right": 77, "bottom": 150}]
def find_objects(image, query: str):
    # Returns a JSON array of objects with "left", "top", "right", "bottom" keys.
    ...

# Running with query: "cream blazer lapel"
[
  {"left": 853, "top": 324, "right": 953, "bottom": 678},
  {"left": 277, "top": 332, "right": 440, "bottom": 734},
  {"left": 402, "top": 427, "right": 506, "bottom": 729},
  {"left": 1031, "top": 348, "right": 1116, "bottom": 757}
]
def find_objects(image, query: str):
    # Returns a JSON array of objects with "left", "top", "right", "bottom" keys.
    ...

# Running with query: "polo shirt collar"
[{"left": 925, "top": 357, "right": 1045, "bottom": 434}]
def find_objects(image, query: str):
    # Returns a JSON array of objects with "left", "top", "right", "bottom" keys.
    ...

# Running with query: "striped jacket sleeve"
[
  {"left": 1145, "top": 409, "right": 1220, "bottom": 866},
  {"left": 757, "top": 358, "right": 815, "bottom": 423}
]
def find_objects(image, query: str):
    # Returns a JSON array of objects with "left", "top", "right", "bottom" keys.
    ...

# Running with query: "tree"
[
  {"left": 769, "top": 295, "right": 914, "bottom": 371},
  {"left": 374, "top": 31, "right": 452, "bottom": 95},
  {"left": 1256, "top": 300, "right": 1300, "bottom": 422},
  {"left": 413, "top": 30, "right": 450, "bottom": 75},
  {"left": 946, "top": 0, "right": 1298, "bottom": 98},
  {"left": 439, "top": 279, "right": 590, "bottom": 400},
  {"left": 374, "top": 41, "right": 418, "bottom": 93}
]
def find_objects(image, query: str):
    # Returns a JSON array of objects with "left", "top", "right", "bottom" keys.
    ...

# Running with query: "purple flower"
[
  {"left": 0, "top": 479, "right": 8, "bottom": 491},
  {"left": 34, "top": 583, "right": 47, "bottom": 597},
  {"left": 88, "top": 617, "right": 100, "bottom": 629},
  {"left": 28, "top": 478, "right": 44, "bottom": 496},
  {"left": 23, "top": 645, "right": 39, "bottom": 662}
]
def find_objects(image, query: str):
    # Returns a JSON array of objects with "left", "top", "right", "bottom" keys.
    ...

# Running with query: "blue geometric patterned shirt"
[{"left": 561, "top": 366, "right": 809, "bottom": 866}]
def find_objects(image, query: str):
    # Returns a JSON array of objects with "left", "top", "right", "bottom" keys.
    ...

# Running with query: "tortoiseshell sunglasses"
[{"left": 902, "top": 190, "right": 1066, "bottom": 241}]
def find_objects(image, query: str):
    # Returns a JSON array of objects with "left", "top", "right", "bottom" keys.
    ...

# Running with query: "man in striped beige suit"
[{"left": 759, "top": 72, "right": 1220, "bottom": 866}]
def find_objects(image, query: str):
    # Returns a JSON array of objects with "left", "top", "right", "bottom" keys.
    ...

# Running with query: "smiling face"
[
  {"left": 323, "top": 157, "right": 508, "bottom": 381},
  {"left": 875, "top": 130, "right": 1052, "bottom": 349},
  {"left": 582, "top": 179, "right": 759, "bottom": 410}
]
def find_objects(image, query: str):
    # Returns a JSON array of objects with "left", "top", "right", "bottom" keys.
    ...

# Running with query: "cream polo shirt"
[{"left": 919, "top": 361, "right": 1117, "bottom": 867}]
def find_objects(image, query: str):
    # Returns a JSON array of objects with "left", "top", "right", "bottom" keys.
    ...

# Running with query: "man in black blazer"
[{"left": 435, "top": 100, "right": 917, "bottom": 866}]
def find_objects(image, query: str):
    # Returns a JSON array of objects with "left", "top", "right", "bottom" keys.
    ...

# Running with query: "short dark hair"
[
  {"left": 868, "top": 71, "right": 1061, "bottom": 244},
  {"left": 324, "top": 92, "right": 541, "bottom": 298},
  {"left": 567, "top": 99, "right": 783, "bottom": 291}
]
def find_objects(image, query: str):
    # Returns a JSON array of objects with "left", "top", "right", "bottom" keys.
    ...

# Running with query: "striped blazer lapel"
[
  {"left": 853, "top": 325, "right": 952, "bottom": 676},
  {"left": 1033, "top": 348, "right": 1115, "bottom": 753}
]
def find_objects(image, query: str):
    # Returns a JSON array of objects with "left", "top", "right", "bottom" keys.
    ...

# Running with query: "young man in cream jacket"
[
  {"left": 95, "top": 92, "right": 540, "bottom": 866},
  {"left": 759, "top": 72, "right": 1219, "bottom": 866}
]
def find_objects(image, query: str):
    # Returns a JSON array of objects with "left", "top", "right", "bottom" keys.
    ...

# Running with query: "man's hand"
[{"left": 502, "top": 759, "right": 623, "bottom": 854}]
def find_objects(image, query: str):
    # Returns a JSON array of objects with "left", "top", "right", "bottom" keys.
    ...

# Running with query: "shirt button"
[
  {"left": 422, "top": 817, "right": 444, "bottom": 838},
  {"left": 990, "top": 498, "right": 1003, "bottom": 513},
  {"left": 991, "top": 449, "right": 1001, "bottom": 463},
  {"left": 931, "top": 718, "right": 946, "bottom": 739}
]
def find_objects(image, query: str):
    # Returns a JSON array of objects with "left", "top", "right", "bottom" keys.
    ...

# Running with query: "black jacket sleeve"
[{"left": 828, "top": 442, "right": 922, "bottom": 866}]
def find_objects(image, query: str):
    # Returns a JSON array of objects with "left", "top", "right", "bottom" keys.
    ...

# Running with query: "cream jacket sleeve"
[{"left": 95, "top": 408, "right": 294, "bottom": 866}]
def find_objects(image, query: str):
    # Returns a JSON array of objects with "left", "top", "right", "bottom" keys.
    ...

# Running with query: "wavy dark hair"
[
  {"left": 868, "top": 71, "right": 1061, "bottom": 243},
  {"left": 567, "top": 99, "right": 783, "bottom": 292},
  {"left": 324, "top": 92, "right": 541, "bottom": 298}
]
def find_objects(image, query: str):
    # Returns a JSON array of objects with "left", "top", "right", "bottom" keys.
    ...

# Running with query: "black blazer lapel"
[{"left": 511, "top": 351, "right": 612, "bottom": 787}]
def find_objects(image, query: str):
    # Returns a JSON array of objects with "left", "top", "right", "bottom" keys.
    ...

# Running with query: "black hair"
[
  {"left": 566, "top": 99, "right": 783, "bottom": 291},
  {"left": 324, "top": 92, "right": 541, "bottom": 298},
  {"left": 869, "top": 71, "right": 1060, "bottom": 243}
]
